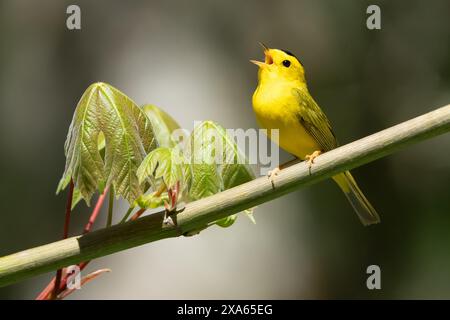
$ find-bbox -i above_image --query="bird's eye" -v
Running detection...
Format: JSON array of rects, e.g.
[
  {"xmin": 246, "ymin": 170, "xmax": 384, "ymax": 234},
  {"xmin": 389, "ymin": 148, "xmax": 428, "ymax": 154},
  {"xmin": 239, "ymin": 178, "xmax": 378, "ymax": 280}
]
[{"xmin": 282, "ymin": 60, "xmax": 291, "ymax": 68}]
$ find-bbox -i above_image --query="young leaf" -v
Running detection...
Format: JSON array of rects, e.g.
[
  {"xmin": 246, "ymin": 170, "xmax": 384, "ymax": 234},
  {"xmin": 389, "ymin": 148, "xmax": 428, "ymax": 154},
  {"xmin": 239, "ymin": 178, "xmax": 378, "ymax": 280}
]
[
  {"xmin": 59, "ymin": 82, "xmax": 156, "ymax": 205},
  {"xmin": 142, "ymin": 104, "xmax": 185, "ymax": 148},
  {"xmin": 220, "ymin": 135, "xmax": 255, "ymax": 190},
  {"xmin": 185, "ymin": 121, "xmax": 256, "ymax": 227},
  {"xmin": 188, "ymin": 163, "xmax": 223, "ymax": 200},
  {"xmin": 137, "ymin": 147, "xmax": 186, "ymax": 191},
  {"xmin": 185, "ymin": 121, "xmax": 225, "ymax": 201},
  {"xmin": 135, "ymin": 192, "xmax": 169, "ymax": 210},
  {"xmin": 70, "ymin": 188, "xmax": 83, "ymax": 210},
  {"xmin": 57, "ymin": 132, "xmax": 106, "ymax": 210},
  {"xmin": 218, "ymin": 127, "xmax": 256, "ymax": 227},
  {"xmin": 215, "ymin": 214, "xmax": 238, "ymax": 228},
  {"xmin": 186, "ymin": 121, "xmax": 255, "ymax": 184}
]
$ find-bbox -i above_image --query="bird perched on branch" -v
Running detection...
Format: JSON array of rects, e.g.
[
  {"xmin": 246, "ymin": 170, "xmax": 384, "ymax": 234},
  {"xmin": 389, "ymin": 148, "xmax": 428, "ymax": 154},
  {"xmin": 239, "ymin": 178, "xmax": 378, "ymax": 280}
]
[{"xmin": 251, "ymin": 44, "xmax": 380, "ymax": 226}]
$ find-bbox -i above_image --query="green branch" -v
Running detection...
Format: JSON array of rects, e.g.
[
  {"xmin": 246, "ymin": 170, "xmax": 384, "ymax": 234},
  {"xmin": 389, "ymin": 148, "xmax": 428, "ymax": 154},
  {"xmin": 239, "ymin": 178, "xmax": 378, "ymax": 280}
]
[{"xmin": 0, "ymin": 104, "xmax": 449, "ymax": 288}]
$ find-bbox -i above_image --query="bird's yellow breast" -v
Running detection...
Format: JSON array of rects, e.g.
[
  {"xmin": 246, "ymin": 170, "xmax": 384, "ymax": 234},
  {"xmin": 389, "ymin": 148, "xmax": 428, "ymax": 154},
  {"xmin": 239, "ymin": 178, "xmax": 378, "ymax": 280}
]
[{"xmin": 252, "ymin": 81, "xmax": 320, "ymax": 159}]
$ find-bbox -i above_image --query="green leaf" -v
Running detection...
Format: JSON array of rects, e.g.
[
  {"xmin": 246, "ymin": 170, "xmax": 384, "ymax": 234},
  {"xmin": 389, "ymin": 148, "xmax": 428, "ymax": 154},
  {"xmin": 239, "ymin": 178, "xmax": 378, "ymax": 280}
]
[
  {"xmin": 57, "ymin": 132, "xmax": 106, "ymax": 210},
  {"xmin": 70, "ymin": 188, "xmax": 84, "ymax": 210},
  {"xmin": 56, "ymin": 173, "xmax": 71, "ymax": 195},
  {"xmin": 220, "ymin": 139, "xmax": 255, "ymax": 190},
  {"xmin": 59, "ymin": 82, "xmax": 156, "ymax": 205},
  {"xmin": 55, "ymin": 175, "xmax": 83, "ymax": 210},
  {"xmin": 188, "ymin": 163, "xmax": 222, "ymax": 200},
  {"xmin": 186, "ymin": 121, "xmax": 225, "ymax": 200},
  {"xmin": 142, "ymin": 104, "xmax": 184, "ymax": 148},
  {"xmin": 243, "ymin": 208, "xmax": 256, "ymax": 224},
  {"xmin": 185, "ymin": 121, "xmax": 256, "ymax": 227},
  {"xmin": 215, "ymin": 214, "xmax": 237, "ymax": 228},
  {"xmin": 217, "ymin": 127, "xmax": 256, "ymax": 227},
  {"xmin": 137, "ymin": 147, "xmax": 186, "ymax": 191},
  {"xmin": 135, "ymin": 192, "xmax": 169, "ymax": 209}
]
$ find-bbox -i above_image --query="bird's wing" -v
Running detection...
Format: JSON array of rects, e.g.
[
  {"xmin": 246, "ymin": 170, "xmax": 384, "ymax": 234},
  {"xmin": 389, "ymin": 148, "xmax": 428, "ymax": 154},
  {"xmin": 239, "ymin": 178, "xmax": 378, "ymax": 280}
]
[{"xmin": 292, "ymin": 87, "xmax": 338, "ymax": 152}]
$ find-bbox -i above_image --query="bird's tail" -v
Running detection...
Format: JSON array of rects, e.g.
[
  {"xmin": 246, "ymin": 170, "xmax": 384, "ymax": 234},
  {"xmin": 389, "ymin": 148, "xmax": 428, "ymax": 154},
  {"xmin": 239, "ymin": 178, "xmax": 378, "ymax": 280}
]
[{"xmin": 332, "ymin": 171, "xmax": 380, "ymax": 226}]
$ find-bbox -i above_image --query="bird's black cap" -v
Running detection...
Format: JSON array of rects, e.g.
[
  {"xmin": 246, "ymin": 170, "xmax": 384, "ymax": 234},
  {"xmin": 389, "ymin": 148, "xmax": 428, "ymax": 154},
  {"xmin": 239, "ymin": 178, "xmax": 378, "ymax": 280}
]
[
  {"xmin": 281, "ymin": 49, "xmax": 296, "ymax": 58},
  {"xmin": 281, "ymin": 49, "xmax": 303, "ymax": 66}
]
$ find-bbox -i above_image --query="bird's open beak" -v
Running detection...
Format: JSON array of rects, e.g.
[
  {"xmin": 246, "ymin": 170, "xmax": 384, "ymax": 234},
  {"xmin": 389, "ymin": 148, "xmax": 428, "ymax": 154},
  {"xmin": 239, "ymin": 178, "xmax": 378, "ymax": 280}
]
[{"xmin": 250, "ymin": 43, "xmax": 273, "ymax": 68}]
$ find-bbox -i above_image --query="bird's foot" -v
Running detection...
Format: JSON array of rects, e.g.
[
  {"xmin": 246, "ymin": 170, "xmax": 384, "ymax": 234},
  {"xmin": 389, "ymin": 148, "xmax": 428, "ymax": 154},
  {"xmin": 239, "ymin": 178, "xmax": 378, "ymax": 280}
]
[
  {"xmin": 305, "ymin": 150, "xmax": 322, "ymax": 170},
  {"xmin": 267, "ymin": 167, "xmax": 281, "ymax": 188},
  {"xmin": 267, "ymin": 167, "xmax": 281, "ymax": 179}
]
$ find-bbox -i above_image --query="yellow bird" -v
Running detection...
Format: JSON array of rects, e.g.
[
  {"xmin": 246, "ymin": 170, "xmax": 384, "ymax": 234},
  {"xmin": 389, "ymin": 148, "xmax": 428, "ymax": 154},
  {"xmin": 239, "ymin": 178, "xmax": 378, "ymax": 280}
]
[{"xmin": 251, "ymin": 44, "xmax": 380, "ymax": 226}]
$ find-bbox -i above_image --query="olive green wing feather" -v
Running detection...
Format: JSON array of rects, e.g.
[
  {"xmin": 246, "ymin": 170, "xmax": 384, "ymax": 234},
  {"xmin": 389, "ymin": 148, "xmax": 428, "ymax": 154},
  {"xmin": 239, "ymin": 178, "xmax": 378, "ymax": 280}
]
[{"xmin": 292, "ymin": 88, "xmax": 338, "ymax": 152}]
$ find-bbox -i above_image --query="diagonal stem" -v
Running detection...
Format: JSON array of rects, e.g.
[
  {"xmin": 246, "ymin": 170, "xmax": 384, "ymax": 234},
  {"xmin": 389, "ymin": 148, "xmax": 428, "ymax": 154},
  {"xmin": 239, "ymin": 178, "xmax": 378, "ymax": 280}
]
[
  {"xmin": 9, "ymin": 104, "xmax": 448, "ymax": 293},
  {"xmin": 120, "ymin": 207, "xmax": 134, "ymax": 224},
  {"xmin": 83, "ymin": 187, "xmax": 109, "ymax": 234},
  {"xmin": 130, "ymin": 208, "xmax": 146, "ymax": 221}
]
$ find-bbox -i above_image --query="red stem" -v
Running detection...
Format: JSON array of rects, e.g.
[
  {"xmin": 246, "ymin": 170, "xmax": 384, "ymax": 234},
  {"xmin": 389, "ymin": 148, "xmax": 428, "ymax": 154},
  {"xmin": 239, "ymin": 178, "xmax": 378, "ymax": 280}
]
[
  {"xmin": 63, "ymin": 181, "xmax": 74, "ymax": 238},
  {"xmin": 50, "ymin": 180, "xmax": 74, "ymax": 299},
  {"xmin": 83, "ymin": 187, "xmax": 109, "ymax": 234},
  {"xmin": 36, "ymin": 278, "xmax": 56, "ymax": 300},
  {"xmin": 130, "ymin": 208, "xmax": 146, "ymax": 221},
  {"xmin": 36, "ymin": 261, "xmax": 90, "ymax": 300},
  {"xmin": 36, "ymin": 186, "xmax": 109, "ymax": 300}
]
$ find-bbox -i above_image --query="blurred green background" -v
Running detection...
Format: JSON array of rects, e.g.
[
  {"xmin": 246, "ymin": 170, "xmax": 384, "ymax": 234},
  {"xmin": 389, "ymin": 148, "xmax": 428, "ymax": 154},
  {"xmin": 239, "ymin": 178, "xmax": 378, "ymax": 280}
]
[{"xmin": 1, "ymin": 0, "xmax": 449, "ymax": 299}]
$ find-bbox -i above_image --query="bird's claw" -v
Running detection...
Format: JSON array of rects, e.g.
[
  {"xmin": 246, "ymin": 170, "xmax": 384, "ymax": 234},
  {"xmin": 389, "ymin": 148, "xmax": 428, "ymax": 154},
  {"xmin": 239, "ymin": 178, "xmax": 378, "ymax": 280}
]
[
  {"xmin": 267, "ymin": 167, "xmax": 281, "ymax": 179},
  {"xmin": 305, "ymin": 150, "xmax": 322, "ymax": 170},
  {"xmin": 267, "ymin": 167, "xmax": 281, "ymax": 188}
]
